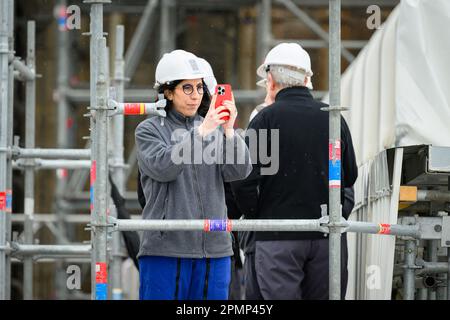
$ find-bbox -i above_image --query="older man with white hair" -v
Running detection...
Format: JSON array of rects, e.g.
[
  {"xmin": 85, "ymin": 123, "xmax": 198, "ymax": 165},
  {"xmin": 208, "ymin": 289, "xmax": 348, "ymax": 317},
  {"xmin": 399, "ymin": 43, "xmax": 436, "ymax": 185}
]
[{"xmin": 231, "ymin": 43, "xmax": 358, "ymax": 300}]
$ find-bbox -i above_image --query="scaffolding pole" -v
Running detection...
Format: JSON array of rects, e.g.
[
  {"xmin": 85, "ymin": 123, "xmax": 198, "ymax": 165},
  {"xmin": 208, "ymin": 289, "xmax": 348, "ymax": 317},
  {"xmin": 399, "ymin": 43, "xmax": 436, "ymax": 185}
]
[
  {"xmin": 91, "ymin": 35, "xmax": 109, "ymax": 301},
  {"xmin": 110, "ymin": 24, "xmax": 125, "ymax": 300},
  {"xmin": 159, "ymin": 0, "xmax": 175, "ymax": 57},
  {"xmin": 403, "ymin": 240, "xmax": 417, "ymax": 300},
  {"xmin": 328, "ymin": 0, "xmax": 342, "ymax": 300},
  {"xmin": 0, "ymin": 0, "xmax": 10, "ymax": 301},
  {"xmin": 22, "ymin": 21, "xmax": 36, "ymax": 301},
  {"xmin": 256, "ymin": 0, "xmax": 272, "ymax": 70},
  {"xmin": 277, "ymin": 0, "xmax": 354, "ymax": 63},
  {"xmin": 55, "ymin": 0, "xmax": 72, "ymax": 300},
  {"xmin": 5, "ymin": 0, "xmax": 14, "ymax": 300},
  {"xmin": 86, "ymin": 1, "xmax": 109, "ymax": 300},
  {"xmin": 124, "ymin": 0, "xmax": 158, "ymax": 80}
]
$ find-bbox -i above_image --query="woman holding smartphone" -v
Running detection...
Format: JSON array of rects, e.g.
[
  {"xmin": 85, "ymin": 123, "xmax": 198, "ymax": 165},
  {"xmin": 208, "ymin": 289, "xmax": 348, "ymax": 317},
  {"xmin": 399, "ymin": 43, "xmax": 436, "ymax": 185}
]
[{"xmin": 135, "ymin": 50, "xmax": 252, "ymax": 300}]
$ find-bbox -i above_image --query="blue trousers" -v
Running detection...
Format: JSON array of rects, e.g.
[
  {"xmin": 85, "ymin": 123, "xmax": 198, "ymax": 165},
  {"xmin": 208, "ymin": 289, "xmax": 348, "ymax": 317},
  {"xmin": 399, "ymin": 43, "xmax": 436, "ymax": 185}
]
[{"xmin": 139, "ymin": 256, "xmax": 231, "ymax": 300}]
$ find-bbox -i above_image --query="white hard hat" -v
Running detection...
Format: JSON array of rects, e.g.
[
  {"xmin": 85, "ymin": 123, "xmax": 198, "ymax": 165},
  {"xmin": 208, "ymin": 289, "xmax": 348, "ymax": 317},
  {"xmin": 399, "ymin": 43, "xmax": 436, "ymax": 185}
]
[
  {"xmin": 154, "ymin": 50, "xmax": 206, "ymax": 89},
  {"xmin": 256, "ymin": 43, "xmax": 313, "ymax": 79},
  {"xmin": 197, "ymin": 57, "xmax": 217, "ymax": 96}
]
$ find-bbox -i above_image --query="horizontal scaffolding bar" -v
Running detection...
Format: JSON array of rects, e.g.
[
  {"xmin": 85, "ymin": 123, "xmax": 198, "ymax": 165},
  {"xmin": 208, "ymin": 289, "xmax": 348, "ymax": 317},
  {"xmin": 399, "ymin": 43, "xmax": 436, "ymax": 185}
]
[
  {"xmin": 10, "ymin": 244, "xmax": 91, "ymax": 257},
  {"xmin": 11, "ymin": 148, "xmax": 91, "ymax": 160},
  {"xmin": 110, "ymin": 218, "xmax": 421, "ymax": 238},
  {"xmin": 111, "ymin": 218, "xmax": 327, "ymax": 233},
  {"xmin": 417, "ymin": 190, "xmax": 450, "ymax": 202},
  {"xmin": 66, "ymin": 88, "xmax": 327, "ymax": 103},
  {"xmin": 11, "ymin": 213, "xmax": 141, "ymax": 224},
  {"xmin": 416, "ymin": 261, "xmax": 449, "ymax": 276},
  {"xmin": 13, "ymin": 159, "xmax": 91, "ymax": 170},
  {"xmin": 271, "ymin": 38, "xmax": 367, "ymax": 49},
  {"xmin": 346, "ymin": 221, "xmax": 420, "ymax": 238},
  {"xmin": 11, "ymin": 258, "xmax": 92, "ymax": 264}
]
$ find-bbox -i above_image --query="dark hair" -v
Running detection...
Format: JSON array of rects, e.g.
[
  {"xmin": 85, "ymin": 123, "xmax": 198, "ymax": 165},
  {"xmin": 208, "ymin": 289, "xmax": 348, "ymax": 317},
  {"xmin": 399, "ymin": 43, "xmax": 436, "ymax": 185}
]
[{"xmin": 158, "ymin": 80, "xmax": 211, "ymax": 117}]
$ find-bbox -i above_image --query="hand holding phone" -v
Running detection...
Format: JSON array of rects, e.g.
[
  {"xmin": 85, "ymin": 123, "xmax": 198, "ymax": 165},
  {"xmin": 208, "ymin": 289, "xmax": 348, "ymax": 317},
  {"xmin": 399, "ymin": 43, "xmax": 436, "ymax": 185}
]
[{"xmin": 214, "ymin": 84, "xmax": 232, "ymax": 121}]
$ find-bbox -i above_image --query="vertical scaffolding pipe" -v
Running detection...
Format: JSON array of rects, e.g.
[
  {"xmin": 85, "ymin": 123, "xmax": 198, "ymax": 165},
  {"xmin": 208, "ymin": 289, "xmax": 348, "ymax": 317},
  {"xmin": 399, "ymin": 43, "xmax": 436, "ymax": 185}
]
[
  {"xmin": 55, "ymin": 0, "xmax": 70, "ymax": 300},
  {"xmin": 257, "ymin": 0, "xmax": 271, "ymax": 66},
  {"xmin": 85, "ymin": 0, "xmax": 105, "ymax": 299},
  {"xmin": 124, "ymin": 0, "xmax": 158, "ymax": 80},
  {"xmin": 403, "ymin": 240, "xmax": 416, "ymax": 300},
  {"xmin": 426, "ymin": 240, "xmax": 437, "ymax": 300},
  {"xmin": 328, "ymin": 0, "xmax": 342, "ymax": 300},
  {"xmin": 159, "ymin": 0, "xmax": 175, "ymax": 57},
  {"xmin": 23, "ymin": 21, "xmax": 36, "ymax": 300},
  {"xmin": 5, "ymin": 0, "xmax": 14, "ymax": 300},
  {"xmin": 0, "ymin": 0, "xmax": 10, "ymax": 301},
  {"xmin": 110, "ymin": 25, "xmax": 125, "ymax": 300},
  {"xmin": 92, "ymin": 37, "xmax": 109, "ymax": 300}
]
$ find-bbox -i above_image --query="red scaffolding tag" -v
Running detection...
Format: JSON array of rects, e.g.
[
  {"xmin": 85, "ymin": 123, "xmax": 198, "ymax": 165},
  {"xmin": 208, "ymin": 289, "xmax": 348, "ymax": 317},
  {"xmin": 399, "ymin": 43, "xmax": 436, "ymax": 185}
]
[
  {"xmin": 378, "ymin": 223, "xmax": 391, "ymax": 235},
  {"xmin": 0, "ymin": 192, "xmax": 6, "ymax": 211},
  {"xmin": 95, "ymin": 262, "xmax": 108, "ymax": 284},
  {"xmin": 124, "ymin": 103, "xmax": 145, "ymax": 115}
]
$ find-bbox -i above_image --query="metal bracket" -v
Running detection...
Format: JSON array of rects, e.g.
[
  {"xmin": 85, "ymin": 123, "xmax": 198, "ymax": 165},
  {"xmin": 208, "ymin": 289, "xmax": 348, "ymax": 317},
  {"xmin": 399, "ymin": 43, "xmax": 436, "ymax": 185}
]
[
  {"xmin": 86, "ymin": 221, "xmax": 115, "ymax": 233},
  {"xmin": 107, "ymin": 216, "xmax": 119, "ymax": 232},
  {"xmin": 318, "ymin": 216, "xmax": 349, "ymax": 235},
  {"xmin": 318, "ymin": 204, "xmax": 349, "ymax": 235},
  {"xmin": 14, "ymin": 158, "xmax": 37, "ymax": 169}
]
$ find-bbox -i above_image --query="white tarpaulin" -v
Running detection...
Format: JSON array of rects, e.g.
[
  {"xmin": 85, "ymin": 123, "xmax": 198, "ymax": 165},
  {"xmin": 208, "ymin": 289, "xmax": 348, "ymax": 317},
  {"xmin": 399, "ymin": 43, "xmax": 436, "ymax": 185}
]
[{"xmin": 324, "ymin": 0, "xmax": 450, "ymax": 299}]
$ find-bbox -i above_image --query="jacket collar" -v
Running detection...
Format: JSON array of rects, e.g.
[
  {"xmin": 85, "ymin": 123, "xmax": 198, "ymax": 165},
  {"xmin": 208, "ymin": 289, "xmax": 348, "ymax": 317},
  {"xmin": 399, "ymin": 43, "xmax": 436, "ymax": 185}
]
[
  {"xmin": 275, "ymin": 86, "xmax": 313, "ymax": 102},
  {"xmin": 167, "ymin": 107, "xmax": 200, "ymax": 125}
]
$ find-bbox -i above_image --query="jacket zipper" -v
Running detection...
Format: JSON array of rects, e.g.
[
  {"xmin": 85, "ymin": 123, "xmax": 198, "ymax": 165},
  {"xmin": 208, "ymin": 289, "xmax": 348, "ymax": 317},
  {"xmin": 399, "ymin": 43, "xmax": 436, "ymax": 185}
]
[{"xmin": 186, "ymin": 118, "xmax": 207, "ymax": 258}]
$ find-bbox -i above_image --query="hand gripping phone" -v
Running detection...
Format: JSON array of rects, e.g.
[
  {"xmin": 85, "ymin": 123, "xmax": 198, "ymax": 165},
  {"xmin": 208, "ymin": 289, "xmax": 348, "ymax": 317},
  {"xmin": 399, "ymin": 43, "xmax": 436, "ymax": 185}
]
[{"xmin": 214, "ymin": 84, "xmax": 232, "ymax": 121}]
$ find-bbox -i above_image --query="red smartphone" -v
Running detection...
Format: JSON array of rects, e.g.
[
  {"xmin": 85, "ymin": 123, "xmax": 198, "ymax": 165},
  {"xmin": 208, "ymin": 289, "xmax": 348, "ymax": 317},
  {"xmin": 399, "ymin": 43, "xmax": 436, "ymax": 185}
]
[{"xmin": 214, "ymin": 84, "xmax": 232, "ymax": 121}]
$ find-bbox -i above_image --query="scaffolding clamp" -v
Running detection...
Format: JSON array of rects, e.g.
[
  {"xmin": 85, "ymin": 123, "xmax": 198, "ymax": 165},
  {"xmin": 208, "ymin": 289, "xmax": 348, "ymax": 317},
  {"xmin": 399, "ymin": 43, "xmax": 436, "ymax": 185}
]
[
  {"xmin": 107, "ymin": 216, "xmax": 119, "ymax": 232},
  {"xmin": 13, "ymin": 158, "xmax": 37, "ymax": 169},
  {"xmin": 318, "ymin": 204, "xmax": 349, "ymax": 234},
  {"xmin": 86, "ymin": 221, "xmax": 116, "ymax": 232},
  {"xmin": 318, "ymin": 215, "xmax": 349, "ymax": 234}
]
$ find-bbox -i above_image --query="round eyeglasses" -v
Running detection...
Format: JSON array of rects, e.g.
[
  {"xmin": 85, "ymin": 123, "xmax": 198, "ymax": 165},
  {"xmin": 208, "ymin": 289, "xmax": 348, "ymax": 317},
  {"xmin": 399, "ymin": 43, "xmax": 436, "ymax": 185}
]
[{"xmin": 178, "ymin": 83, "xmax": 205, "ymax": 96}]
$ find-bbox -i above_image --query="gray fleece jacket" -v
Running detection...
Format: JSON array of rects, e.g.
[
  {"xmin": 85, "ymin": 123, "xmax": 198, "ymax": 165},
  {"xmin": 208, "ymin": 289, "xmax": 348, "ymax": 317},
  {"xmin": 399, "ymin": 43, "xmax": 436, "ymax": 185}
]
[{"xmin": 135, "ymin": 108, "xmax": 252, "ymax": 259}]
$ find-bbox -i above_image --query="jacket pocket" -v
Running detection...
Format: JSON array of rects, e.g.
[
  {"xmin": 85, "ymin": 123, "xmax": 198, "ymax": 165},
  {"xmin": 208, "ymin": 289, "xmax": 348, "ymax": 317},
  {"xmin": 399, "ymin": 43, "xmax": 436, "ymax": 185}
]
[{"xmin": 159, "ymin": 184, "xmax": 169, "ymax": 239}]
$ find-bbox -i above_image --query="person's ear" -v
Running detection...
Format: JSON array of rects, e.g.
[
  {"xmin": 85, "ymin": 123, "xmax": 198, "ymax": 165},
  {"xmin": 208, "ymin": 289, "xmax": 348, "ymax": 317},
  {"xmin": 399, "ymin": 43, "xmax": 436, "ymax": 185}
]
[
  {"xmin": 267, "ymin": 73, "xmax": 276, "ymax": 91},
  {"xmin": 164, "ymin": 89, "xmax": 173, "ymax": 101}
]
